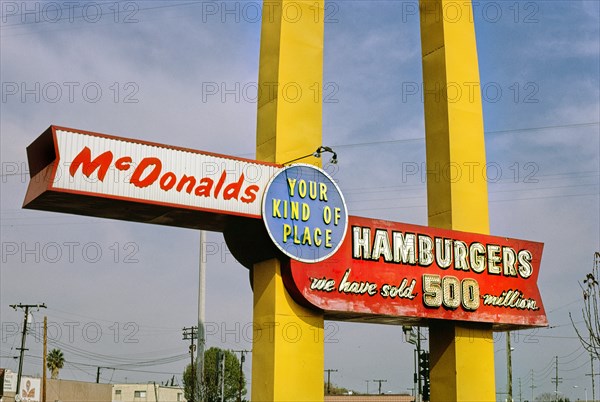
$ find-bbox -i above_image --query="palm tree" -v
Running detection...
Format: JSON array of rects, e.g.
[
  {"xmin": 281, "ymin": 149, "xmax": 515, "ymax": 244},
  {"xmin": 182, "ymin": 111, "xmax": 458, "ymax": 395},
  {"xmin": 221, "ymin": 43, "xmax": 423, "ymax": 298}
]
[{"xmin": 47, "ymin": 348, "xmax": 65, "ymax": 379}]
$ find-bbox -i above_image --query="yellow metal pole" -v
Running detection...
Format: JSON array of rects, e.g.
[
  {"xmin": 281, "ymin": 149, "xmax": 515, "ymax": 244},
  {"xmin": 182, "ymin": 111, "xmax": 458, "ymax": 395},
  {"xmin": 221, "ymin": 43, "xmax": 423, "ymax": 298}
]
[
  {"xmin": 253, "ymin": 1, "xmax": 325, "ymax": 401},
  {"xmin": 419, "ymin": 0, "xmax": 496, "ymax": 401}
]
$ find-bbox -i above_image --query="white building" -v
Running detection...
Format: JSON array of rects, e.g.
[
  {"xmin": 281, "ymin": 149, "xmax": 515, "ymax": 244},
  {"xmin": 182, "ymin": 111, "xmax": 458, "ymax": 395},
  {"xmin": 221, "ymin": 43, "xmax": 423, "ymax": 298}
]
[{"xmin": 112, "ymin": 383, "xmax": 186, "ymax": 402}]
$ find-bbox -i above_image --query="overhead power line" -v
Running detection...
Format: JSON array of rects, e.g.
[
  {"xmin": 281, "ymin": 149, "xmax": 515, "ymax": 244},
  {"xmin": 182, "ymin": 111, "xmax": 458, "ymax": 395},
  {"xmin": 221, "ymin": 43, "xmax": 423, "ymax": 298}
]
[
  {"xmin": 23, "ymin": 354, "xmax": 185, "ymax": 377},
  {"xmin": 333, "ymin": 122, "xmax": 600, "ymax": 150},
  {"xmin": 0, "ymin": 1, "xmax": 204, "ymax": 28},
  {"xmin": 27, "ymin": 330, "xmax": 188, "ymax": 367}
]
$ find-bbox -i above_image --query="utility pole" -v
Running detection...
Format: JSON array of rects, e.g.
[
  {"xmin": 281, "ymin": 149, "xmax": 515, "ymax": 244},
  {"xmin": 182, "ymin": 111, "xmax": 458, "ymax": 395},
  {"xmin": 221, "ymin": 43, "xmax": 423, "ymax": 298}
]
[
  {"xmin": 551, "ymin": 356, "xmax": 562, "ymax": 402},
  {"xmin": 372, "ymin": 379, "xmax": 387, "ymax": 395},
  {"xmin": 216, "ymin": 350, "xmax": 225, "ymax": 402},
  {"xmin": 592, "ymin": 354, "xmax": 596, "ymax": 402},
  {"xmin": 403, "ymin": 325, "xmax": 419, "ymax": 401},
  {"xmin": 324, "ymin": 369, "xmax": 338, "ymax": 394},
  {"xmin": 232, "ymin": 350, "xmax": 250, "ymax": 402},
  {"xmin": 153, "ymin": 382, "xmax": 159, "ymax": 402},
  {"xmin": 197, "ymin": 230, "xmax": 207, "ymax": 402},
  {"xmin": 95, "ymin": 367, "xmax": 115, "ymax": 385},
  {"xmin": 183, "ymin": 326, "xmax": 198, "ymax": 402},
  {"xmin": 365, "ymin": 380, "xmax": 370, "ymax": 395},
  {"xmin": 530, "ymin": 369, "xmax": 536, "ymax": 402},
  {"xmin": 413, "ymin": 349, "xmax": 417, "ymax": 399},
  {"xmin": 42, "ymin": 316, "xmax": 47, "ymax": 402},
  {"xmin": 586, "ymin": 353, "xmax": 596, "ymax": 401},
  {"xmin": 221, "ymin": 354, "xmax": 225, "ymax": 402},
  {"xmin": 417, "ymin": 328, "xmax": 422, "ymax": 402},
  {"xmin": 10, "ymin": 303, "xmax": 46, "ymax": 397},
  {"xmin": 507, "ymin": 331, "xmax": 513, "ymax": 402},
  {"xmin": 239, "ymin": 351, "xmax": 245, "ymax": 402},
  {"xmin": 96, "ymin": 367, "xmax": 111, "ymax": 383}
]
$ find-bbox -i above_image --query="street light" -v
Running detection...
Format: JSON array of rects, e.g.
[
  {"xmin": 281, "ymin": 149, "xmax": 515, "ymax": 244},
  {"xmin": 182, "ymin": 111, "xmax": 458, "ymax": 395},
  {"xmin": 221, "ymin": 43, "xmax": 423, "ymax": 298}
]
[{"xmin": 573, "ymin": 385, "xmax": 588, "ymax": 402}]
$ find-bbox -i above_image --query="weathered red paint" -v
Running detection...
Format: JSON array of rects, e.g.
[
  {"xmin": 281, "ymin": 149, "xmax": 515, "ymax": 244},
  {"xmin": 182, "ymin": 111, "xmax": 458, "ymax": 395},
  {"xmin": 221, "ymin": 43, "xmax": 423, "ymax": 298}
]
[{"xmin": 284, "ymin": 216, "xmax": 547, "ymax": 329}]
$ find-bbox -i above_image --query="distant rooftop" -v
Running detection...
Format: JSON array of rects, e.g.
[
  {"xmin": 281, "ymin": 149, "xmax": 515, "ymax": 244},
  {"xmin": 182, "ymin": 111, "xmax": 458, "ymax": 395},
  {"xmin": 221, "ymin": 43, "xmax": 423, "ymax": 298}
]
[{"xmin": 325, "ymin": 395, "xmax": 415, "ymax": 402}]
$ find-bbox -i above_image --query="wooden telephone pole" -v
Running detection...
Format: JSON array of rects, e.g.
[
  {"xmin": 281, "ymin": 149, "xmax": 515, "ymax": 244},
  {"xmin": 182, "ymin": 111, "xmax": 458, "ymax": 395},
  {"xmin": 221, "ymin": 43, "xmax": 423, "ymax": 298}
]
[
  {"xmin": 324, "ymin": 369, "xmax": 338, "ymax": 394},
  {"xmin": 183, "ymin": 326, "xmax": 198, "ymax": 402},
  {"xmin": 373, "ymin": 379, "xmax": 387, "ymax": 395},
  {"xmin": 10, "ymin": 303, "xmax": 46, "ymax": 397},
  {"xmin": 42, "ymin": 316, "xmax": 47, "ymax": 402}
]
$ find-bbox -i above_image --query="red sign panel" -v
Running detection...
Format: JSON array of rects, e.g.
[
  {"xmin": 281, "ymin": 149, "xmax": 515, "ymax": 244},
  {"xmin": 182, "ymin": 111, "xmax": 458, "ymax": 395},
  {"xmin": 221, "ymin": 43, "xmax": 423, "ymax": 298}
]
[{"xmin": 284, "ymin": 215, "xmax": 547, "ymax": 329}]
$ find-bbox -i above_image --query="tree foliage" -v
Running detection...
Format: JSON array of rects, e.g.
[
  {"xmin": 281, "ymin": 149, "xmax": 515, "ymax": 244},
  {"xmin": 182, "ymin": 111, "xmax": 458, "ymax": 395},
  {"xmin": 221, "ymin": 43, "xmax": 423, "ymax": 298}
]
[
  {"xmin": 570, "ymin": 252, "xmax": 600, "ymax": 359},
  {"xmin": 47, "ymin": 348, "xmax": 65, "ymax": 379},
  {"xmin": 324, "ymin": 382, "xmax": 352, "ymax": 395},
  {"xmin": 183, "ymin": 347, "xmax": 247, "ymax": 402},
  {"xmin": 535, "ymin": 392, "xmax": 570, "ymax": 402}
]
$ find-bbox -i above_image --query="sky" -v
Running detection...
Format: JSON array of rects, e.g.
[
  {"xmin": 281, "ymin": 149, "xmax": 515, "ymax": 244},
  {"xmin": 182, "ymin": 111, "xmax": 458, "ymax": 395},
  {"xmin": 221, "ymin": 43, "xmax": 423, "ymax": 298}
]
[{"xmin": 0, "ymin": 0, "xmax": 599, "ymax": 400}]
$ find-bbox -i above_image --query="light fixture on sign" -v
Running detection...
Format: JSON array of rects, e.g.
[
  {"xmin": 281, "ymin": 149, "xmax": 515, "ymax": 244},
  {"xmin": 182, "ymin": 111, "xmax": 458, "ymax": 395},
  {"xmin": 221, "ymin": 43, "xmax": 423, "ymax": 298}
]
[
  {"xmin": 284, "ymin": 146, "xmax": 338, "ymax": 165},
  {"xmin": 313, "ymin": 146, "xmax": 338, "ymax": 165}
]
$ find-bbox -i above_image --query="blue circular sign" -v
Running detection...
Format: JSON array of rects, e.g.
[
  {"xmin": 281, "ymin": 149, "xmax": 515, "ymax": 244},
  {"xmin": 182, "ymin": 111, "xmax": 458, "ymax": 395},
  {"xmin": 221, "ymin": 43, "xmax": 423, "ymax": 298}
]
[{"xmin": 262, "ymin": 164, "xmax": 348, "ymax": 263}]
